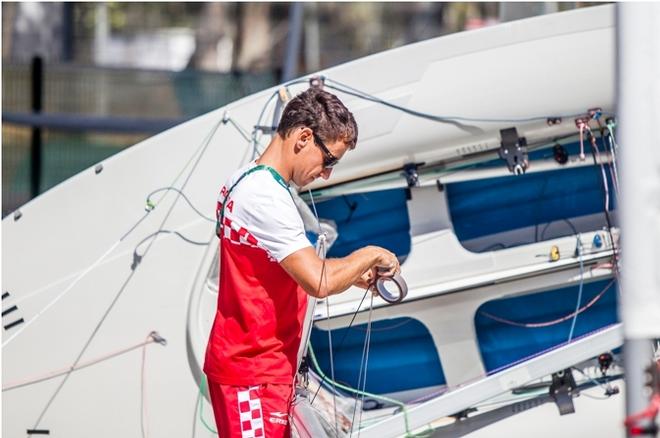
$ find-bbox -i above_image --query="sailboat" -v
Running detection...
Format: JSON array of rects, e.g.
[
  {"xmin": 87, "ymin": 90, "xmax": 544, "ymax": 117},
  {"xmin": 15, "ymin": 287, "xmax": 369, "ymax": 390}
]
[{"xmin": 3, "ymin": 4, "xmax": 632, "ymax": 437}]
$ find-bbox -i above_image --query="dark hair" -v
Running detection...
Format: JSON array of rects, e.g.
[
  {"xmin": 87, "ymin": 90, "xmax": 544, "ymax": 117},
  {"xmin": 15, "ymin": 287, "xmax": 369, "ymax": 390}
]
[{"xmin": 277, "ymin": 88, "xmax": 358, "ymax": 149}]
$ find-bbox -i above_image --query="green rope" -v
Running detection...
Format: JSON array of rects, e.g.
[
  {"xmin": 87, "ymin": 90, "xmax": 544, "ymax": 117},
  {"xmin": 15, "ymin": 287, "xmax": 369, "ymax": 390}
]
[
  {"xmin": 195, "ymin": 346, "xmax": 435, "ymax": 436},
  {"xmin": 307, "ymin": 342, "xmax": 436, "ymax": 437},
  {"xmin": 198, "ymin": 375, "xmax": 218, "ymax": 434}
]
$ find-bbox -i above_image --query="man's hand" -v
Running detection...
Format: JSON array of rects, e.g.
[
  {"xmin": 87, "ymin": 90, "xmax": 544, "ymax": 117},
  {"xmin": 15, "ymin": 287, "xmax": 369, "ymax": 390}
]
[
  {"xmin": 368, "ymin": 246, "xmax": 400, "ymax": 278},
  {"xmin": 354, "ymin": 269, "xmax": 376, "ymax": 290},
  {"xmin": 354, "ymin": 247, "xmax": 400, "ymax": 297}
]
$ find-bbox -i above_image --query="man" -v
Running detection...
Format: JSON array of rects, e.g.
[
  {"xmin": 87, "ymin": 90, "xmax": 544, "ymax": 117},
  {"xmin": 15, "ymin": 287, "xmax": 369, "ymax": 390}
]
[{"xmin": 204, "ymin": 87, "xmax": 400, "ymax": 438}]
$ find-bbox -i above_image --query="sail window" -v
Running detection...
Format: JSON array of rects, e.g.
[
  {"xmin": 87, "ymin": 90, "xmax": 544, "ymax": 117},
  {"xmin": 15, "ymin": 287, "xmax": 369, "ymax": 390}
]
[
  {"xmin": 474, "ymin": 278, "xmax": 619, "ymax": 373},
  {"xmin": 446, "ymin": 140, "xmax": 617, "ymax": 253},
  {"xmin": 310, "ymin": 317, "xmax": 445, "ymax": 395},
  {"xmin": 307, "ymin": 188, "xmax": 411, "ymax": 259}
]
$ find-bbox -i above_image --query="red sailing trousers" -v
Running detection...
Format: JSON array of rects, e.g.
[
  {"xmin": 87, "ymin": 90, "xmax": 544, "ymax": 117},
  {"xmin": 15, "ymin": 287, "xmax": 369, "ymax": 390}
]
[{"xmin": 207, "ymin": 380, "xmax": 294, "ymax": 438}]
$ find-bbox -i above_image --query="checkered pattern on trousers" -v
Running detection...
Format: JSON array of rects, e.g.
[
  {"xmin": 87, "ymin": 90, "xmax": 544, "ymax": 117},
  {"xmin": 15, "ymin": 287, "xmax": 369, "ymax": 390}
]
[{"xmin": 237, "ymin": 387, "xmax": 264, "ymax": 438}]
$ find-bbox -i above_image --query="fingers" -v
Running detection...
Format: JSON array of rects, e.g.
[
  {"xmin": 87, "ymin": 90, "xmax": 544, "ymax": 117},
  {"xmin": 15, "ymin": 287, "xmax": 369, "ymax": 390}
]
[
  {"xmin": 375, "ymin": 249, "xmax": 399, "ymax": 277},
  {"xmin": 354, "ymin": 268, "xmax": 379, "ymax": 290}
]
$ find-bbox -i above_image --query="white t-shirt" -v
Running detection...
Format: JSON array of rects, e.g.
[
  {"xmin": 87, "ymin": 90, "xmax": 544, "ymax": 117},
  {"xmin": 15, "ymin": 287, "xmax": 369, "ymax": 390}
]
[
  {"xmin": 206, "ymin": 160, "xmax": 312, "ymax": 385},
  {"xmin": 217, "ymin": 160, "xmax": 312, "ymax": 262}
]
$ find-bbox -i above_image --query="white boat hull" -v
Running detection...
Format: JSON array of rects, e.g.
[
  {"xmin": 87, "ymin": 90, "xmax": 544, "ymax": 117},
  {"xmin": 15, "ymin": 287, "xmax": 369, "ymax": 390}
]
[{"xmin": 2, "ymin": 5, "xmax": 620, "ymax": 437}]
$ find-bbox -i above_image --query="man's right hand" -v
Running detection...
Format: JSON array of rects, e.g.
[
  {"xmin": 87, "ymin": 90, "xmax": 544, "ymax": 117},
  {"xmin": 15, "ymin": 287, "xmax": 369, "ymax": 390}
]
[{"xmin": 367, "ymin": 245, "xmax": 400, "ymax": 278}]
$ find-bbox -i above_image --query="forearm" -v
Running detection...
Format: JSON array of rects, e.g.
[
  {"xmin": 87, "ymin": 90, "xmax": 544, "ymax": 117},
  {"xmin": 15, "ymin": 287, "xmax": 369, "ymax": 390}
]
[
  {"xmin": 281, "ymin": 245, "xmax": 398, "ymax": 299},
  {"xmin": 316, "ymin": 247, "xmax": 380, "ymax": 298}
]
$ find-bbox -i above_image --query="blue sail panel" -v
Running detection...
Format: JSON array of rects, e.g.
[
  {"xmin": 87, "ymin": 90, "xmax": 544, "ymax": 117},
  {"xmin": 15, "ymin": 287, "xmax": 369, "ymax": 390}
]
[
  {"xmin": 310, "ymin": 317, "xmax": 445, "ymax": 394},
  {"xmin": 474, "ymin": 279, "xmax": 619, "ymax": 373},
  {"xmin": 447, "ymin": 164, "xmax": 615, "ymax": 242},
  {"xmin": 311, "ymin": 189, "xmax": 411, "ymax": 258}
]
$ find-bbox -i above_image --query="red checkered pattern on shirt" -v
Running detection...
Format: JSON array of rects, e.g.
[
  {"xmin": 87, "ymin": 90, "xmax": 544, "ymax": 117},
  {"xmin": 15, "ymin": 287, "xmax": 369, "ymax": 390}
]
[
  {"xmin": 237, "ymin": 386, "xmax": 264, "ymax": 438},
  {"xmin": 222, "ymin": 217, "xmax": 260, "ymax": 248}
]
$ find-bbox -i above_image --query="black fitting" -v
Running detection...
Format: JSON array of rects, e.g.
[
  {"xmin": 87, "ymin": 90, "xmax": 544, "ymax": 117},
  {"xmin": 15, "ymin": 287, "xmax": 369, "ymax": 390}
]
[
  {"xmin": 549, "ymin": 368, "xmax": 577, "ymax": 415},
  {"xmin": 298, "ymin": 355, "xmax": 310, "ymax": 375},
  {"xmin": 598, "ymin": 353, "xmax": 614, "ymax": 375},
  {"xmin": 149, "ymin": 331, "xmax": 167, "ymax": 346},
  {"xmin": 498, "ymin": 127, "xmax": 528, "ymax": 175},
  {"xmin": 131, "ymin": 253, "xmax": 142, "ymax": 271},
  {"xmin": 403, "ymin": 163, "xmax": 419, "ymax": 188},
  {"xmin": 553, "ymin": 143, "xmax": 569, "ymax": 165}
]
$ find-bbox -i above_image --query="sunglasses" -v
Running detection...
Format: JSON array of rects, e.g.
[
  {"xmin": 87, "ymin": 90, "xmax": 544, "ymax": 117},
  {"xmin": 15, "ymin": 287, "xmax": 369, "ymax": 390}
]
[{"xmin": 313, "ymin": 133, "xmax": 339, "ymax": 168}]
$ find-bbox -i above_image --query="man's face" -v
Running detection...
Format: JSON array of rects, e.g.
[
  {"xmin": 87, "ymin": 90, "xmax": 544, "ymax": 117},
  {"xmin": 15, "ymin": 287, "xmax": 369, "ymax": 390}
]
[{"xmin": 291, "ymin": 127, "xmax": 349, "ymax": 188}]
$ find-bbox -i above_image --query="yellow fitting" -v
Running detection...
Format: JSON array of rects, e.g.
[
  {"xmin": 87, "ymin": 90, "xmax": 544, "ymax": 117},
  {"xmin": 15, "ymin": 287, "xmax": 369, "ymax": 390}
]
[
  {"xmin": 278, "ymin": 87, "xmax": 291, "ymax": 103},
  {"xmin": 550, "ymin": 245, "xmax": 560, "ymax": 262}
]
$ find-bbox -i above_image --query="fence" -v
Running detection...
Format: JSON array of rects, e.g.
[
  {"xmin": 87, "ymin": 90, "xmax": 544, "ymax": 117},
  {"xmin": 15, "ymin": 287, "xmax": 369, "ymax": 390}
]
[{"xmin": 2, "ymin": 59, "xmax": 276, "ymax": 217}]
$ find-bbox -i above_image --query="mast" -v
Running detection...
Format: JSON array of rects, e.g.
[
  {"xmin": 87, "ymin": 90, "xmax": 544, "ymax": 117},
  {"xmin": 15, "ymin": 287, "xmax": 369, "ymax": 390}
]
[
  {"xmin": 271, "ymin": 2, "xmax": 304, "ymax": 129},
  {"xmin": 618, "ymin": 3, "xmax": 660, "ymax": 436}
]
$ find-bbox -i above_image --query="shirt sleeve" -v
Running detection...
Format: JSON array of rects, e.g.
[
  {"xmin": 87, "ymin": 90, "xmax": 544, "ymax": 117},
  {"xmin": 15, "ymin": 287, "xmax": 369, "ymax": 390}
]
[{"xmin": 242, "ymin": 177, "xmax": 312, "ymax": 263}]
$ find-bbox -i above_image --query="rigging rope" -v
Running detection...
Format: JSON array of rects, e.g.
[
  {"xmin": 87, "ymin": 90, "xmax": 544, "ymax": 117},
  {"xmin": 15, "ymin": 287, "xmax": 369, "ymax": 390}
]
[
  {"xmin": 145, "ymin": 187, "xmax": 215, "ymax": 222},
  {"xmin": 595, "ymin": 118, "xmax": 621, "ymax": 197},
  {"xmin": 307, "ymin": 189, "xmax": 340, "ymax": 436},
  {"xmin": 577, "ymin": 118, "xmax": 588, "ymax": 160},
  {"xmin": 571, "ymin": 366, "xmax": 618, "ymax": 396},
  {"xmin": 308, "ymin": 288, "xmax": 370, "ymax": 406},
  {"xmin": 323, "ymin": 77, "xmax": 614, "ymax": 125},
  {"xmin": 2, "ymin": 117, "xmax": 224, "ymax": 350},
  {"xmin": 2, "ymin": 332, "xmax": 165, "ymax": 392},
  {"xmin": 306, "ymin": 184, "xmax": 401, "ymax": 437},
  {"xmin": 290, "ymin": 78, "xmax": 624, "ymax": 437},
  {"xmin": 305, "ymin": 184, "xmax": 421, "ymax": 435},
  {"xmin": 576, "ymin": 115, "xmax": 620, "ymax": 280},
  {"xmin": 249, "ymin": 78, "xmax": 310, "ymax": 161},
  {"xmin": 197, "ymin": 375, "xmax": 219, "ymax": 434},
  {"xmin": 307, "ymin": 343, "xmax": 418, "ymax": 437},
  {"xmin": 141, "ymin": 333, "xmax": 152, "ymax": 438},
  {"xmin": 567, "ymin": 235, "xmax": 585, "ymax": 342},
  {"xmin": 585, "ymin": 123, "xmax": 621, "ymax": 279},
  {"xmin": 356, "ymin": 295, "xmax": 374, "ymax": 438},
  {"xmin": 25, "ymin": 114, "xmax": 226, "ymax": 433},
  {"xmin": 479, "ymin": 279, "xmax": 616, "ymax": 328},
  {"xmin": 131, "ymin": 230, "xmax": 211, "ymax": 270}
]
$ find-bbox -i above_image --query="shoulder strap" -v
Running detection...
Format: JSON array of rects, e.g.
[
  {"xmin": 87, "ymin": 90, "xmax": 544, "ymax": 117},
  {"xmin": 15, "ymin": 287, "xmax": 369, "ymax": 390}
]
[{"xmin": 216, "ymin": 165, "xmax": 290, "ymax": 237}]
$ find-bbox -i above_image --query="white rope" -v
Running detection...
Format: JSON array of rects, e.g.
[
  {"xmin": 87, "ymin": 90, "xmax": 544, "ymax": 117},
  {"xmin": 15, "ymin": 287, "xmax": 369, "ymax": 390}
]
[
  {"xmin": 586, "ymin": 127, "xmax": 611, "ymax": 212},
  {"xmin": 3, "ymin": 333, "xmax": 162, "ymax": 391},
  {"xmin": 357, "ymin": 295, "xmax": 374, "ymax": 438},
  {"xmin": 3, "ymin": 117, "xmax": 225, "ymax": 349},
  {"xmin": 321, "ymin": 238, "xmax": 339, "ymax": 437},
  {"xmin": 26, "ymin": 115, "xmax": 223, "ymax": 433},
  {"xmin": 307, "ymin": 188, "xmax": 340, "ymax": 436},
  {"xmin": 141, "ymin": 333, "xmax": 151, "ymax": 438},
  {"xmin": 2, "ymin": 241, "xmax": 120, "ymax": 349},
  {"xmin": 604, "ymin": 129, "xmax": 621, "ymax": 197},
  {"xmin": 568, "ymin": 235, "xmax": 584, "ymax": 342},
  {"xmin": 350, "ymin": 294, "xmax": 375, "ymax": 436},
  {"xmin": 4, "ymin": 205, "xmax": 150, "ymax": 347}
]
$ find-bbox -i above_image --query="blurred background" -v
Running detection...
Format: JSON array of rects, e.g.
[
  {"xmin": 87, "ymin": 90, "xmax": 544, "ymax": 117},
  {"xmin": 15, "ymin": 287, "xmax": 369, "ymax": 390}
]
[{"xmin": 2, "ymin": 2, "xmax": 600, "ymax": 217}]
